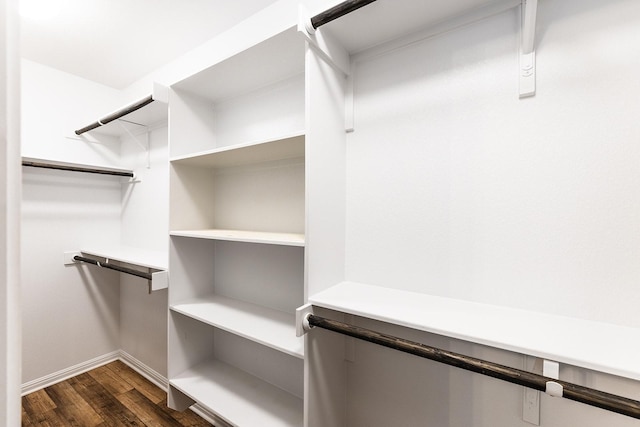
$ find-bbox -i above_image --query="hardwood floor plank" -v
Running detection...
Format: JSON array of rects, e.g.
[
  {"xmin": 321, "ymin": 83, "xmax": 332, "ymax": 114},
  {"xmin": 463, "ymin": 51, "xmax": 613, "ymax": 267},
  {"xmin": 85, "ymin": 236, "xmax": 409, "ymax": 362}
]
[
  {"xmin": 22, "ymin": 389, "xmax": 57, "ymax": 420},
  {"xmin": 116, "ymin": 389, "xmax": 185, "ymax": 427},
  {"xmin": 105, "ymin": 360, "xmax": 166, "ymax": 404},
  {"xmin": 44, "ymin": 381, "xmax": 104, "ymax": 426},
  {"xmin": 23, "ymin": 360, "xmax": 213, "ymax": 427},
  {"xmin": 157, "ymin": 399, "xmax": 214, "ymax": 427},
  {"xmin": 68, "ymin": 372, "xmax": 146, "ymax": 427},
  {"xmin": 88, "ymin": 364, "xmax": 134, "ymax": 396}
]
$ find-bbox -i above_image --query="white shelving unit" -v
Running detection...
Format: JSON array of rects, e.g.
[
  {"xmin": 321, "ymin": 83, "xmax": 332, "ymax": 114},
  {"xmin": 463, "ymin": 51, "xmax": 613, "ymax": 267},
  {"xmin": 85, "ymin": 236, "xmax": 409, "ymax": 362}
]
[{"xmin": 167, "ymin": 26, "xmax": 306, "ymax": 426}]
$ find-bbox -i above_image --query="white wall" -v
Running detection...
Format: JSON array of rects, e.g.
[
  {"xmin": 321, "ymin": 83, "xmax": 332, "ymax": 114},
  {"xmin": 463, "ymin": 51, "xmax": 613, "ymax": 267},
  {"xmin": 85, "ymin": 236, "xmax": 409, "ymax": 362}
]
[
  {"xmin": 343, "ymin": 0, "xmax": 640, "ymax": 425},
  {"xmin": 0, "ymin": 0, "xmax": 21, "ymax": 424},
  {"xmin": 21, "ymin": 60, "xmax": 124, "ymax": 383},
  {"xmin": 119, "ymin": 124, "xmax": 169, "ymax": 377}
]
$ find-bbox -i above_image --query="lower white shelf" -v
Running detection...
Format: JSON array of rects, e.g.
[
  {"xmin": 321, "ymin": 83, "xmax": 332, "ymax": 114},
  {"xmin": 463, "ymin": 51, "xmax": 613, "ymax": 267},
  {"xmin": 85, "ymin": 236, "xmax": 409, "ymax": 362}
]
[
  {"xmin": 170, "ymin": 359, "xmax": 303, "ymax": 427},
  {"xmin": 171, "ymin": 294, "xmax": 303, "ymax": 358},
  {"xmin": 309, "ymin": 281, "xmax": 640, "ymax": 382},
  {"xmin": 170, "ymin": 229, "xmax": 305, "ymax": 247}
]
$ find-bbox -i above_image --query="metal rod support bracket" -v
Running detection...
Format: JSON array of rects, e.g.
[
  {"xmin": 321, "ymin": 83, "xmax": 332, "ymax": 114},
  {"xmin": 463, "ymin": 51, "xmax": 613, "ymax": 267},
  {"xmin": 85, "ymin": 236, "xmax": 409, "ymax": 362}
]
[
  {"xmin": 519, "ymin": 0, "xmax": 538, "ymax": 98},
  {"xmin": 298, "ymin": 5, "xmax": 351, "ymax": 76},
  {"xmin": 295, "ymin": 303, "xmax": 315, "ymax": 336}
]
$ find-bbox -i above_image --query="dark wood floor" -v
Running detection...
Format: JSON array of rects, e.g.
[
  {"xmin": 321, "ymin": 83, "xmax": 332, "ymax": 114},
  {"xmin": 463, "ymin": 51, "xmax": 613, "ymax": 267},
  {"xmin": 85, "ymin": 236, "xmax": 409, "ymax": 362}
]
[{"xmin": 22, "ymin": 360, "xmax": 213, "ymax": 426}]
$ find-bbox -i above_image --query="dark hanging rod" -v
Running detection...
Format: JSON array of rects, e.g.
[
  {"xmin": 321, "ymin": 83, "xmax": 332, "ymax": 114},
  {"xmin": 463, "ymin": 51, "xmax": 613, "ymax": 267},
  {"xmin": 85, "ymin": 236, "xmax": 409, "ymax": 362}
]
[
  {"xmin": 22, "ymin": 159, "xmax": 134, "ymax": 178},
  {"xmin": 73, "ymin": 255, "xmax": 152, "ymax": 281},
  {"xmin": 306, "ymin": 314, "xmax": 640, "ymax": 420},
  {"xmin": 75, "ymin": 94, "xmax": 154, "ymax": 135},
  {"xmin": 310, "ymin": 0, "xmax": 378, "ymax": 29}
]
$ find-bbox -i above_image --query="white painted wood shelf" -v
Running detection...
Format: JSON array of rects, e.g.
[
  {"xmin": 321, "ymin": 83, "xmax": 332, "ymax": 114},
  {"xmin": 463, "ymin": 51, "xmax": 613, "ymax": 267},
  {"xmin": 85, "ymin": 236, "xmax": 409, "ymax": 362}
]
[
  {"xmin": 170, "ymin": 133, "xmax": 305, "ymax": 168},
  {"xmin": 309, "ymin": 281, "xmax": 640, "ymax": 382},
  {"xmin": 76, "ymin": 92, "xmax": 168, "ymax": 137},
  {"xmin": 170, "ymin": 359, "xmax": 303, "ymax": 427},
  {"xmin": 80, "ymin": 245, "xmax": 168, "ymax": 270},
  {"xmin": 22, "ymin": 157, "xmax": 135, "ymax": 178},
  {"xmin": 170, "ymin": 229, "xmax": 304, "ymax": 247},
  {"xmin": 77, "ymin": 245, "xmax": 168, "ymax": 291},
  {"xmin": 171, "ymin": 294, "xmax": 303, "ymax": 358}
]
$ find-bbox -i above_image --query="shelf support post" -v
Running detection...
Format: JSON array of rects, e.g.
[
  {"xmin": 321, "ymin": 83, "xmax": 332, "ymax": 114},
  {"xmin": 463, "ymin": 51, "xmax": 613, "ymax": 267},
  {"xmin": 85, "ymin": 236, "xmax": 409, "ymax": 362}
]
[{"xmin": 519, "ymin": 0, "xmax": 538, "ymax": 98}]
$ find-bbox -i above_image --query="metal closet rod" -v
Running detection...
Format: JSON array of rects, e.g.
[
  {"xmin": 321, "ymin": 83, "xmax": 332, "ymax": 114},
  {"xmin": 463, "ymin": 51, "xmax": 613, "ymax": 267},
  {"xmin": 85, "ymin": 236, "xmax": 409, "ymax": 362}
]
[
  {"xmin": 22, "ymin": 160, "xmax": 134, "ymax": 178},
  {"xmin": 73, "ymin": 255, "xmax": 152, "ymax": 281},
  {"xmin": 75, "ymin": 94, "xmax": 154, "ymax": 135},
  {"xmin": 307, "ymin": 314, "xmax": 640, "ymax": 420},
  {"xmin": 310, "ymin": 0, "xmax": 378, "ymax": 29}
]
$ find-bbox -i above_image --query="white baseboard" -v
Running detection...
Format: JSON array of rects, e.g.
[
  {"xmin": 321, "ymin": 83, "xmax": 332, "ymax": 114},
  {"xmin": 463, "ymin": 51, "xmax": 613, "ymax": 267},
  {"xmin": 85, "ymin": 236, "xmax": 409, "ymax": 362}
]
[
  {"xmin": 117, "ymin": 350, "xmax": 167, "ymax": 390},
  {"xmin": 21, "ymin": 350, "xmax": 120, "ymax": 396},
  {"xmin": 21, "ymin": 350, "xmax": 228, "ymax": 426}
]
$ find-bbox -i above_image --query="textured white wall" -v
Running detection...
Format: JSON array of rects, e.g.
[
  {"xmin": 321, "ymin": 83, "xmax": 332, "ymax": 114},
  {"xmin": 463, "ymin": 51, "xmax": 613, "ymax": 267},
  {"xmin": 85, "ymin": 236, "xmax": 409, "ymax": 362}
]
[
  {"xmin": 347, "ymin": 0, "xmax": 640, "ymax": 328},
  {"xmin": 344, "ymin": 0, "xmax": 640, "ymax": 425},
  {"xmin": 119, "ymin": 124, "xmax": 169, "ymax": 377},
  {"xmin": 20, "ymin": 60, "xmax": 123, "ymax": 383}
]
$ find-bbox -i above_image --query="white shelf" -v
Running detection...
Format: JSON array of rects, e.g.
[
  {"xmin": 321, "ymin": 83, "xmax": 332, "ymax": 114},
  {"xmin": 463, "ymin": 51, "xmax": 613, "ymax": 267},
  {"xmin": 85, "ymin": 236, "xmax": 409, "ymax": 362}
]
[
  {"xmin": 171, "ymin": 294, "xmax": 303, "ymax": 358},
  {"xmin": 170, "ymin": 359, "xmax": 303, "ymax": 427},
  {"xmin": 172, "ymin": 26, "xmax": 304, "ymax": 102},
  {"xmin": 309, "ymin": 281, "xmax": 640, "ymax": 382},
  {"xmin": 80, "ymin": 245, "xmax": 168, "ymax": 270},
  {"xmin": 170, "ymin": 229, "xmax": 305, "ymax": 247},
  {"xmin": 317, "ymin": 0, "xmax": 517, "ymax": 55},
  {"xmin": 22, "ymin": 157, "xmax": 134, "ymax": 178},
  {"xmin": 76, "ymin": 95, "xmax": 168, "ymax": 137},
  {"xmin": 170, "ymin": 133, "xmax": 305, "ymax": 168}
]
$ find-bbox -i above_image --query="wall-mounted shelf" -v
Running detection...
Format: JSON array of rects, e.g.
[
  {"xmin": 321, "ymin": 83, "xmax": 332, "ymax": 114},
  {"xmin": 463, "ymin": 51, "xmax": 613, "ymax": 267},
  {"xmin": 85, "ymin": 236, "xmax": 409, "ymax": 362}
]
[
  {"xmin": 308, "ymin": 281, "xmax": 640, "ymax": 382},
  {"xmin": 22, "ymin": 157, "xmax": 135, "ymax": 179},
  {"xmin": 65, "ymin": 245, "xmax": 168, "ymax": 292},
  {"xmin": 75, "ymin": 84, "xmax": 169, "ymax": 137}
]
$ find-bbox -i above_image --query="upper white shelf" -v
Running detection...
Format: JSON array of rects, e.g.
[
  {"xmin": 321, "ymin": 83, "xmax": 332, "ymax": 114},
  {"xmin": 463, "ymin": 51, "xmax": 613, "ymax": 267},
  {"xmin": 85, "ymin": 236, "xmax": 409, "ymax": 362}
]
[
  {"xmin": 315, "ymin": 0, "xmax": 518, "ymax": 55},
  {"xmin": 170, "ymin": 229, "xmax": 305, "ymax": 247},
  {"xmin": 172, "ymin": 26, "xmax": 305, "ymax": 103},
  {"xmin": 309, "ymin": 281, "xmax": 640, "ymax": 382},
  {"xmin": 75, "ymin": 86, "xmax": 169, "ymax": 137},
  {"xmin": 170, "ymin": 133, "xmax": 305, "ymax": 168}
]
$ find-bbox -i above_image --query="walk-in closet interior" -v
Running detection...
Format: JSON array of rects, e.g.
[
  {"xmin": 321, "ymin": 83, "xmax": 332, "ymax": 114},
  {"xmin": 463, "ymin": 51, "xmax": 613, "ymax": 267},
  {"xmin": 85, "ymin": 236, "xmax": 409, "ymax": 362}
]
[{"xmin": 5, "ymin": 0, "xmax": 640, "ymax": 425}]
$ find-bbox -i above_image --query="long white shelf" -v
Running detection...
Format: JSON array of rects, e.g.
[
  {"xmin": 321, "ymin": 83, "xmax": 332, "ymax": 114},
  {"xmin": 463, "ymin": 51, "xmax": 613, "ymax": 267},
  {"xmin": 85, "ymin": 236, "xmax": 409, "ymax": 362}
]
[
  {"xmin": 80, "ymin": 245, "xmax": 168, "ymax": 270},
  {"xmin": 309, "ymin": 281, "xmax": 640, "ymax": 382},
  {"xmin": 171, "ymin": 294, "xmax": 303, "ymax": 358},
  {"xmin": 170, "ymin": 133, "xmax": 305, "ymax": 168},
  {"xmin": 170, "ymin": 359, "xmax": 303, "ymax": 427},
  {"xmin": 75, "ymin": 245, "xmax": 168, "ymax": 291},
  {"xmin": 170, "ymin": 229, "xmax": 305, "ymax": 247}
]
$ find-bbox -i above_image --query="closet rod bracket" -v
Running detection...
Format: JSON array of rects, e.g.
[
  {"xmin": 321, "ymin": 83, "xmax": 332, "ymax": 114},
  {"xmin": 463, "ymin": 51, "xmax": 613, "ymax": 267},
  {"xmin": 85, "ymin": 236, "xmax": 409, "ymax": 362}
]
[
  {"xmin": 298, "ymin": 5, "xmax": 351, "ymax": 76},
  {"xmin": 296, "ymin": 303, "xmax": 315, "ymax": 336},
  {"xmin": 519, "ymin": 0, "xmax": 538, "ymax": 98}
]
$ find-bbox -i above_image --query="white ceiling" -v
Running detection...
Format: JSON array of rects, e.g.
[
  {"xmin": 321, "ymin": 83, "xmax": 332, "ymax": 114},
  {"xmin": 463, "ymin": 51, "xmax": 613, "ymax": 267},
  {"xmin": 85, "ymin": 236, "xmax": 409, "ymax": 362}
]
[{"xmin": 20, "ymin": 0, "xmax": 281, "ymax": 89}]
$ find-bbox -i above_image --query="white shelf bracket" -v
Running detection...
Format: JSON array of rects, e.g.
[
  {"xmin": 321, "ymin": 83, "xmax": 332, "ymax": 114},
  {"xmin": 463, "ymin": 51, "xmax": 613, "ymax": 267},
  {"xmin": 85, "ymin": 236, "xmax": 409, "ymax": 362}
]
[
  {"xmin": 298, "ymin": 5, "xmax": 351, "ymax": 77},
  {"xmin": 519, "ymin": 0, "xmax": 538, "ymax": 98},
  {"xmin": 117, "ymin": 119, "xmax": 151, "ymax": 169}
]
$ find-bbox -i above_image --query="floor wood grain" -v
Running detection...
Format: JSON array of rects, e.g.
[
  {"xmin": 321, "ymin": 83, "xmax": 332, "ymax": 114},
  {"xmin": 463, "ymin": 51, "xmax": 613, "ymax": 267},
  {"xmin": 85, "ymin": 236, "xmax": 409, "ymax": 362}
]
[{"xmin": 22, "ymin": 360, "xmax": 213, "ymax": 427}]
